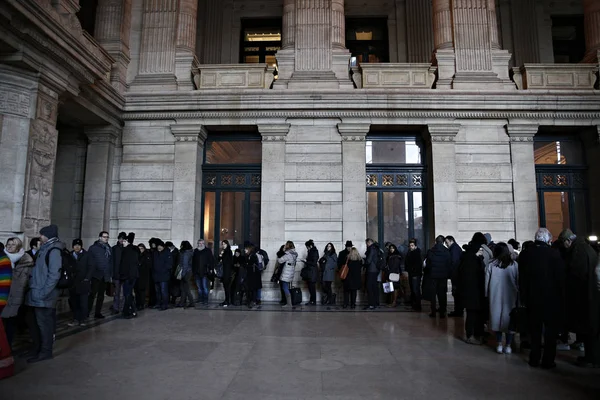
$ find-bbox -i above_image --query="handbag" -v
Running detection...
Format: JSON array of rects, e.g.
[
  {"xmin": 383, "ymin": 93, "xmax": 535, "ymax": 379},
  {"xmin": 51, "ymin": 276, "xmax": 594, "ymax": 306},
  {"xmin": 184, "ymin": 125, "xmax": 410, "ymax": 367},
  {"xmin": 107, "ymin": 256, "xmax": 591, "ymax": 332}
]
[
  {"xmin": 383, "ymin": 282, "xmax": 394, "ymax": 293},
  {"xmin": 175, "ymin": 265, "xmax": 183, "ymax": 280},
  {"xmin": 215, "ymin": 262, "xmax": 224, "ymax": 279},
  {"xmin": 270, "ymin": 265, "xmax": 281, "ymax": 283},
  {"xmin": 388, "ymin": 273, "xmax": 400, "ymax": 282},
  {"xmin": 339, "ymin": 261, "xmax": 349, "ymax": 280}
]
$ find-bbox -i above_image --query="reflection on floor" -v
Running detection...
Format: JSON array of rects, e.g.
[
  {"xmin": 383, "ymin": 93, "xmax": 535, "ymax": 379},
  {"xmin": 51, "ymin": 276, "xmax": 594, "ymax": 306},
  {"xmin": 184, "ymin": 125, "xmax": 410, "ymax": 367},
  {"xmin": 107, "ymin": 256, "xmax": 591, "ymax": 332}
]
[{"xmin": 2, "ymin": 306, "xmax": 599, "ymax": 399}]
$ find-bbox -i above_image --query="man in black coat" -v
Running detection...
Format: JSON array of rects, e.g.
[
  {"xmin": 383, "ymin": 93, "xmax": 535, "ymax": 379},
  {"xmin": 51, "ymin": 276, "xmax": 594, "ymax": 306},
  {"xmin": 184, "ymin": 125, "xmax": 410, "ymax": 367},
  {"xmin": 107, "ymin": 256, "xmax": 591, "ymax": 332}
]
[
  {"xmin": 111, "ymin": 232, "xmax": 127, "ymax": 315},
  {"xmin": 192, "ymin": 239, "xmax": 214, "ymax": 305},
  {"xmin": 425, "ymin": 235, "xmax": 452, "ymax": 318},
  {"xmin": 364, "ymin": 239, "xmax": 380, "ymax": 310},
  {"xmin": 87, "ymin": 231, "xmax": 113, "ymax": 319},
  {"xmin": 120, "ymin": 233, "xmax": 140, "ymax": 318},
  {"xmin": 445, "ymin": 235, "xmax": 464, "ymax": 317},
  {"xmin": 153, "ymin": 240, "xmax": 172, "ymax": 311},
  {"xmin": 165, "ymin": 241, "xmax": 181, "ymax": 304},
  {"xmin": 519, "ymin": 228, "xmax": 566, "ymax": 369},
  {"xmin": 405, "ymin": 239, "xmax": 423, "ymax": 311},
  {"xmin": 68, "ymin": 239, "xmax": 93, "ymax": 327}
]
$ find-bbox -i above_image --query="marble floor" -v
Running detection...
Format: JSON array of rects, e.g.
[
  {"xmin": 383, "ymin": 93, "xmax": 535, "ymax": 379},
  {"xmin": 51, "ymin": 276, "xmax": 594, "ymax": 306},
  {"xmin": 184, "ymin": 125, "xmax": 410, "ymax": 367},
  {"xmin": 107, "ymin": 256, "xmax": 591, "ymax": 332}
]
[{"xmin": 2, "ymin": 307, "xmax": 599, "ymax": 399}]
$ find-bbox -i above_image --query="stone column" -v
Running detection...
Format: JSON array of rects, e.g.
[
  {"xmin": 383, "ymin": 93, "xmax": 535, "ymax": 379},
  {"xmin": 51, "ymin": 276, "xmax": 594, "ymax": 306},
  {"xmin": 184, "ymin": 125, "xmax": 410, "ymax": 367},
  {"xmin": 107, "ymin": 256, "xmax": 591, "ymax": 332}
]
[
  {"xmin": 274, "ymin": 0, "xmax": 296, "ymax": 86},
  {"xmin": 338, "ymin": 124, "xmax": 369, "ymax": 246},
  {"xmin": 170, "ymin": 124, "xmax": 207, "ymax": 246},
  {"xmin": 432, "ymin": 0, "xmax": 455, "ymax": 89},
  {"xmin": 80, "ymin": 126, "xmax": 120, "ymax": 246},
  {"xmin": 133, "ymin": 0, "xmax": 179, "ymax": 90},
  {"xmin": 175, "ymin": 0, "xmax": 199, "ymax": 90},
  {"xmin": 583, "ymin": 0, "xmax": 600, "ymax": 63},
  {"xmin": 95, "ymin": 0, "xmax": 133, "ymax": 93},
  {"xmin": 406, "ymin": 0, "xmax": 434, "ymax": 63},
  {"xmin": 427, "ymin": 124, "xmax": 460, "ymax": 238},
  {"xmin": 487, "ymin": 0, "xmax": 500, "ymax": 50},
  {"xmin": 506, "ymin": 124, "xmax": 538, "ymax": 244},
  {"xmin": 509, "ymin": 0, "xmax": 540, "ymax": 66}
]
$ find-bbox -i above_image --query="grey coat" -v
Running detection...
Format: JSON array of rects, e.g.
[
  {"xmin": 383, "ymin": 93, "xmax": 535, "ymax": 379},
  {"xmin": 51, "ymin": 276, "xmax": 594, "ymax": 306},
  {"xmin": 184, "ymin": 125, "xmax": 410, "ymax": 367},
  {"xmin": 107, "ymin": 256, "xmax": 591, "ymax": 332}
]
[
  {"xmin": 321, "ymin": 253, "xmax": 338, "ymax": 282},
  {"xmin": 486, "ymin": 260, "xmax": 519, "ymax": 332},
  {"xmin": 277, "ymin": 249, "xmax": 298, "ymax": 283},
  {"xmin": 1, "ymin": 253, "xmax": 34, "ymax": 318},
  {"xmin": 25, "ymin": 238, "xmax": 65, "ymax": 309}
]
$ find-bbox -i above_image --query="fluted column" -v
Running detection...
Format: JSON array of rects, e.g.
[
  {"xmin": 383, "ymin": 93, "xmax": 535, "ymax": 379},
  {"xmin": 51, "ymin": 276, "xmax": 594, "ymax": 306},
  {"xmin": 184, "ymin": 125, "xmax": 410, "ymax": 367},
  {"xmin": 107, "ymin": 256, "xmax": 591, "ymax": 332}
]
[
  {"xmin": 175, "ymin": 0, "xmax": 198, "ymax": 90},
  {"xmin": 331, "ymin": 0, "xmax": 345, "ymax": 49},
  {"xmin": 509, "ymin": 0, "xmax": 540, "ymax": 66},
  {"xmin": 583, "ymin": 0, "xmax": 600, "ymax": 63},
  {"xmin": 487, "ymin": 0, "xmax": 500, "ymax": 50},
  {"xmin": 295, "ymin": 1, "xmax": 332, "ymax": 72},
  {"xmin": 432, "ymin": 0, "xmax": 455, "ymax": 89},
  {"xmin": 406, "ymin": 0, "xmax": 434, "ymax": 62},
  {"xmin": 282, "ymin": 0, "xmax": 296, "ymax": 49},
  {"xmin": 95, "ymin": 0, "xmax": 133, "ymax": 93},
  {"xmin": 133, "ymin": 0, "xmax": 179, "ymax": 90}
]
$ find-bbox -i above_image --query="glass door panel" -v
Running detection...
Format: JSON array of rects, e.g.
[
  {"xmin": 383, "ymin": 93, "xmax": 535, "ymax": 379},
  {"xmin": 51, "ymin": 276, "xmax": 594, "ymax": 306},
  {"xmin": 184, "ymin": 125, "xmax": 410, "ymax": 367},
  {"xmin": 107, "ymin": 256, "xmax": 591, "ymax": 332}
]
[
  {"xmin": 219, "ymin": 192, "xmax": 246, "ymax": 249},
  {"xmin": 413, "ymin": 192, "xmax": 425, "ymax": 248},
  {"xmin": 367, "ymin": 192, "xmax": 379, "ymax": 241},
  {"xmin": 572, "ymin": 191, "xmax": 588, "ymax": 236},
  {"xmin": 382, "ymin": 192, "xmax": 409, "ymax": 247},
  {"xmin": 248, "ymin": 192, "xmax": 261, "ymax": 248},
  {"xmin": 543, "ymin": 191, "xmax": 569, "ymax": 240},
  {"xmin": 203, "ymin": 192, "xmax": 216, "ymax": 244}
]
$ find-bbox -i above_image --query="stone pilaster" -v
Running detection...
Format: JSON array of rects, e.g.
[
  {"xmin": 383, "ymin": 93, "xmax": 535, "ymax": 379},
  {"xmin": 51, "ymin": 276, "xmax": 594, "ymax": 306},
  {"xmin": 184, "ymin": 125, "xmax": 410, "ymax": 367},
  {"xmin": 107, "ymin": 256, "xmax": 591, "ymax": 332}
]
[
  {"xmin": 274, "ymin": 0, "xmax": 296, "ymax": 86},
  {"xmin": 508, "ymin": 0, "xmax": 540, "ymax": 66},
  {"xmin": 583, "ymin": 0, "xmax": 600, "ymax": 63},
  {"xmin": 81, "ymin": 126, "xmax": 120, "ymax": 246},
  {"xmin": 338, "ymin": 123, "xmax": 369, "ymax": 247},
  {"xmin": 427, "ymin": 123, "xmax": 460, "ymax": 239},
  {"xmin": 95, "ymin": 0, "xmax": 133, "ymax": 93},
  {"xmin": 506, "ymin": 124, "xmax": 538, "ymax": 243},
  {"xmin": 406, "ymin": 0, "xmax": 434, "ymax": 63},
  {"xmin": 170, "ymin": 123, "xmax": 206, "ymax": 245},
  {"xmin": 133, "ymin": 0, "xmax": 179, "ymax": 90},
  {"xmin": 432, "ymin": 0, "xmax": 455, "ymax": 89},
  {"xmin": 175, "ymin": 0, "xmax": 199, "ymax": 90}
]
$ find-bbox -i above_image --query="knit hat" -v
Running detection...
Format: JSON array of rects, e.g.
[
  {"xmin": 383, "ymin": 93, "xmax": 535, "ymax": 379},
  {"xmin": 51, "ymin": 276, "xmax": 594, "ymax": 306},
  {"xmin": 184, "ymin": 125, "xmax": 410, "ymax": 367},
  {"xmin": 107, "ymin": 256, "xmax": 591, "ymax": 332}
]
[
  {"xmin": 558, "ymin": 229, "xmax": 575, "ymax": 242},
  {"xmin": 40, "ymin": 224, "xmax": 58, "ymax": 239},
  {"xmin": 345, "ymin": 240, "xmax": 353, "ymax": 248},
  {"xmin": 72, "ymin": 238, "xmax": 83, "ymax": 247},
  {"xmin": 165, "ymin": 241, "xmax": 174, "ymax": 248},
  {"xmin": 483, "ymin": 233, "xmax": 492, "ymax": 244},
  {"xmin": 118, "ymin": 232, "xmax": 127, "ymax": 240},
  {"xmin": 155, "ymin": 239, "xmax": 165, "ymax": 247},
  {"xmin": 127, "ymin": 232, "xmax": 135, "ymax": 244}
]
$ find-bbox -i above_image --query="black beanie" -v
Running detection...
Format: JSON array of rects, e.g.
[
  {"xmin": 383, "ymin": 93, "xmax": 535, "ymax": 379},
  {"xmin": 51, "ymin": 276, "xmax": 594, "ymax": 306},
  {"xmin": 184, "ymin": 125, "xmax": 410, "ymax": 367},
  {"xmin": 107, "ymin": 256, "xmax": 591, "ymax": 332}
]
[
  {"xmin": 40, "ymin": 224, "xmax": 58, "ymax": 239},
  {"xmin": 72, "ymin": 238, "xmax": 83, "ymax": 247},
  {"xmin": 127, "ymin": 232, "xmax": 135, "ymax": 244},
  {"xmin": 118, "ymin": 231, "xmax": 127, "ymax": 240}
]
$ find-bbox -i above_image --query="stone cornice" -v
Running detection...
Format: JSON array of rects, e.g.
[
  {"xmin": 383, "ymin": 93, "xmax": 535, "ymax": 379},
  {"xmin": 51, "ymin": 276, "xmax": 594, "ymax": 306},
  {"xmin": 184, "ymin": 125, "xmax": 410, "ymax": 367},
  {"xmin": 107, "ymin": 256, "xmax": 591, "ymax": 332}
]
[
  {"xmin": 85, "ymin": 125, "xmax": 121, "ymax": 145},
  {"xmin": 505, "ymin": 124, "xmax": 539, "ymax": 142},
  {"xmin": 170, "ymin": 124, "xmax": 208, "ymax": 142},
  {"xmin": 337, "ymin": 123, "xmax": 371, "ymax": 137},
  {"xmin": 257, "ymin": 124, "xmax": 290, "ymax": 142},
  {"xmin": 427, "ymin": 123, "xmax": 461, "ymax": 142}
]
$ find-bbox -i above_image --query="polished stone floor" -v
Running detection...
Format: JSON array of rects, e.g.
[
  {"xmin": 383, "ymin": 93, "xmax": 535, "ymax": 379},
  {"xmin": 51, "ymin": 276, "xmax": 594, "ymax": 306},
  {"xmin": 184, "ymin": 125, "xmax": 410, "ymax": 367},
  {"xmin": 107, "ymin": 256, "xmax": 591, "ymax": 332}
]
[{"xmin": 2, "ymin": 307, "xmax": 599, "ymax": 399}]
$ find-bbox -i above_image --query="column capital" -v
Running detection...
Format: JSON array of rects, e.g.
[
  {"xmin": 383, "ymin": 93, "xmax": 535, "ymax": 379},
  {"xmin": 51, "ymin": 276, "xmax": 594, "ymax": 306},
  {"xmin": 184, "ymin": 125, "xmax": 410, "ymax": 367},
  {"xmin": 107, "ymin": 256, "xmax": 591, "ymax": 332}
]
[
  {"xmin": 505, "ymin": 124, "xmax": 538, "ymax": 142},
  {"xmin": 337, "ymin": 123, "xmax": 370, "ymax": 140},
  {"xmin": 427, "ymin": 123, "xmax": 461, "ymax": 142},
  {"xmin": 170, "ymin": 124, "xmax": 208, "ymax": 142},
  {"xmin": 85, "ymin": 126, "xmax": 121, "ymax": 145},
  {"xmin": 258, "ymin": 124, "xmax": 290, "ymax": 141}
]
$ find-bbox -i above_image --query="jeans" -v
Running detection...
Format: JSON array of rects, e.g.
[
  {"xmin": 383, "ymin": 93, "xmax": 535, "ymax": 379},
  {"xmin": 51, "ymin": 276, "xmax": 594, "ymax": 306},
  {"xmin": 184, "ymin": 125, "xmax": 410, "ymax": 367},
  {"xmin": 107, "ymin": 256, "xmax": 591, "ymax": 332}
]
[
  {"xmin": 196, "ymin": 276, "xmax": 209, "ymax": 304},
  {"xmin": 281, "ymin": 281, "xmax": 290, "ymax": 295},
  {"xmin": 155, "ymin": 282, "xmax": 169, "ymax": 309},
  {"xmin": 34, "ymin": 307, "xmax": 55, "ymax": 358},
  {"xmin": 367, "ymin": 271, "xmax": 379, "ymax": 307},
  {"xmin": 430, "ymin": 278, "xmax": 448, "ymax": 315},
  {"xmin": 496, "ymin": 331, "xmax": 514, "ymax": 346},
  {"xmin": 122, "ymin": 279, "xmax": 136, "ymax": 316},
  {"xmin": 410, "ymin": 275, "xmax": 422, "ymax": 309},
  {"xmin": 70, "ymin": 288, "xmax": 89, "ymax": 322},
  {"xmin": 88, "ymin": 277, "xmax": 106, "ymax": 316},
  {"xmin": 255, "ymin": 289, "xmax": 262, "ymax": 302},
  {"xmin": 113, "ymin": 279, "xmax": 123, "ymax": 311}
]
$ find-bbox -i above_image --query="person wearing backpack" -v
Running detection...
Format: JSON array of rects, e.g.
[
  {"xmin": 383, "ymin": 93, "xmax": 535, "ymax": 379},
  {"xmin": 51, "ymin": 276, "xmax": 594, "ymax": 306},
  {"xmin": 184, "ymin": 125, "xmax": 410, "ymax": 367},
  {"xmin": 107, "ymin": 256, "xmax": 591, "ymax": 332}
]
[
  {"xmin": 364, "ymin": 239, "xmax": 381, "ymax": 310},
  {"xmin": 25, "ymin": 224, "xmax": 65, "ymax": 363}
]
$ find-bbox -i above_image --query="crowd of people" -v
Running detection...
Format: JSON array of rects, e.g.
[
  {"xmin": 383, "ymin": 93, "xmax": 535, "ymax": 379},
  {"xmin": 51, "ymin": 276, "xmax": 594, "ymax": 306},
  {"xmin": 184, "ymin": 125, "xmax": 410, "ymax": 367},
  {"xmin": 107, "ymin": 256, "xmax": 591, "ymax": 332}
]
[{"xmin": 1, "ymin": 223, "xmax": 599, "ymax": 377}]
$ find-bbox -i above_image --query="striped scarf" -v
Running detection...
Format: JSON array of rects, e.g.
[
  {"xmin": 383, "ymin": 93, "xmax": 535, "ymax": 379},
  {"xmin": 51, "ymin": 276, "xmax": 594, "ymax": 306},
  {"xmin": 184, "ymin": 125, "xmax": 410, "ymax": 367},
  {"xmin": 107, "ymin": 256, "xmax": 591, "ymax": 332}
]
[{"xmin": 0, "ymin": 253, "xmax": 11, "ymax": 308}]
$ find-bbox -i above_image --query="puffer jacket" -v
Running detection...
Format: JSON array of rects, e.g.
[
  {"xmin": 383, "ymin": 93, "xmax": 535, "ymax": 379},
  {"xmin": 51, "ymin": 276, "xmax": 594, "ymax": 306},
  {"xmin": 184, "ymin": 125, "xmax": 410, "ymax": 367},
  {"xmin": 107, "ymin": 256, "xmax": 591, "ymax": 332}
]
[
  {"xmin": 25, "ymin": 238, "xmax": 65, "ymax": 308},
  {"xmin": 321, "ymin": 252, "xmax": 338, "ymax": 282},
  {"xmin": 1, "ymin": 252, "xmax": 34, "ymax": 318},
  {"xmin": 277, "ymin": 250, "xmax": 298, "ymax": 283}
]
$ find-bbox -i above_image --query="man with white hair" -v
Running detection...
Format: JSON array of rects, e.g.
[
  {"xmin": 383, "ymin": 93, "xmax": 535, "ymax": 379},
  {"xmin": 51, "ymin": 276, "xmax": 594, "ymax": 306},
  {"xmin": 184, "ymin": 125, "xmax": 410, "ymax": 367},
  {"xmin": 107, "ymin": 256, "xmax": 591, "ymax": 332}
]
[{"xmin": 518, "ymin": 228, "xmax": 566, "ymax": 369}]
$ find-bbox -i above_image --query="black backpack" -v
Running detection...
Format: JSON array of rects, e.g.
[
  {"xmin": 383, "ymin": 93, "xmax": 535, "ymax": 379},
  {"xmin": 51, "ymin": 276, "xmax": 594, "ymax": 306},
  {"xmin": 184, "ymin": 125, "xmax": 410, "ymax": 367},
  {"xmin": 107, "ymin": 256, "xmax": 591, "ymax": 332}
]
[
  {"xmin": 376, "ymin": 249, "xmax": 386, "ymax": 271},
  {"xmin": 45, "ymin": 248, "xmax": 74, "ymax": 289},
  {"xmin": 257, "ymin": 249, "xmax": 270, "ymax": 270}
]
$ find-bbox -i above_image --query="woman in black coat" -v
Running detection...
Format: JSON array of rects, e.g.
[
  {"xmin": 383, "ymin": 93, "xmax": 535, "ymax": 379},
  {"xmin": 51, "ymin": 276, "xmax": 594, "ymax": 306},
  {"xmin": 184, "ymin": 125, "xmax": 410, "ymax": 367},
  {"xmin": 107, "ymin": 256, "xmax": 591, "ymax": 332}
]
[
  {"xmin": 120, "ymin": 233, "xmax": 140, "ymax": 318},
  {"xmin": 135, "ymin": 243, "xmax": 152, "ymax": 310},
  {"xmin": 232, "ymin": 249, "xmax": 243, "ymax": 305},
  {"xmin": 219, "ymin": 240, "xmax": 234, "ymax": 307},
  {"xmin": 458, "ymin": 238, "xmax": 487, "ymax": 344},
  {"xmin": 243, "ymin": 244, "xmax": 261, "ymax": 308},
  {"xmin": 386, "ymin": 244, "xmax": 403, "ymax": 307},
  {"xmin": 153, "ymin": 240, "xmax": 172, "ymax": 311},
  {"xmin": 302, "ymin": 239, "xmax": 319, "ymax": 306},
  {"xmin": 343, "ymin": 247, "xmax": 363, "ymax": 309}
]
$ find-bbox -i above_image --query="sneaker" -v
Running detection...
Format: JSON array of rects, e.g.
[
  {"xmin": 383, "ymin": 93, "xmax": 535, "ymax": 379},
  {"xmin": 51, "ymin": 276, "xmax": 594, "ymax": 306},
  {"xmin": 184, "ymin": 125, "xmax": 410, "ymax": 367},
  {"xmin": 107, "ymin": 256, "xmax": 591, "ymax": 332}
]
[
  {"xmin": 504, "ymin": 345, "xmax": 512, "ymax": 355},
  {"xmin": 67, "ymin": 320, "xmax": 78, "ymax": 327},
  {"xmin": 79, "ymin": 320, "xmax": 87, "ymax": 327},
  {"xmin": 496, "ymin": 344, "xmax": 504, "ymax": 354},
  {"xmin": 556, "ymin": 343, "xmax": 570, "ymax": 351}
]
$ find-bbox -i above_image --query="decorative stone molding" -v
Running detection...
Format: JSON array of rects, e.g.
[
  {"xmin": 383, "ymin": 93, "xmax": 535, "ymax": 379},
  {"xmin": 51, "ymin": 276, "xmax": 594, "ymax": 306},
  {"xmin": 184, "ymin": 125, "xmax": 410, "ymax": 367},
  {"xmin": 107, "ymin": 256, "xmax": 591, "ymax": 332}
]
[
  {"xmin": 195, "ymin": 64, "xmax": 275, "ymax": 89},
  {"xmin": 427, "ymin": 123, "xmax": 461, "ymax": 142},
  {"xmin": 337, "ymin": 123, "xmax": 370, "ymax": 138},
  {"xmin": 258, "ymin": 124, "xmax": 290, "ymax": 142},
  {"xmin": 341, "ymin": 135, "xmax": 366, "ymax": 141},
  {"xmin": 513, "ymin": 64, "xmax": 599, "ymax": 90},
  {"xmin": 85, "ymin": 126, "xmax": 121, "ymax": 145},
  {"xmin": 506, "ymin": 124, "xmax": 538, "ymax": 142},
  {"xmin": 0, "ymin": 85, "xmax": 32, "ymax": 118},
  {"xmin": 170, "ymin": 124, "xmax": 208, "ymax": 143},
  {"xmin": 359, "ymin": 64, "xmax": 437, "ymax": 89}
]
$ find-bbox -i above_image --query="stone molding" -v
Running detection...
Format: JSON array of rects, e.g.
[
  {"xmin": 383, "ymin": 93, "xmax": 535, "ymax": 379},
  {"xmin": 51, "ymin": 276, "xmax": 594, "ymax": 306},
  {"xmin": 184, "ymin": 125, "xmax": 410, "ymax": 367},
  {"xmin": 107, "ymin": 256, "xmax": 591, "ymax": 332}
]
[
  {"xmin": 337, "ymin": 123, "xmax": 370, "ymax": 139},
  {"xmin": 258, "ymin": 124, "xmax": 290, "ymax": 142},
  {"xmin": 195, "ymin": 64, "xmax": 276, "ymax": 89},
  {"xmin": 0, "ymin": 84, "xmax": 33, "ymax": 118},
  {"xmin": 513, "ymin": 64, "xmax": 599, "ymax": 90},
  {"xmin": 170, "ymin": 124, "xmax": 208, "ymax": 143},
  {"xmin": 505, "ymin": 124, "xmax": 538, "ymax": 142},
  {"xmin": 427, "ymin": 123, "xmax": 461, "ymax": 142},
  {"xmin": 359, "ymin": 64, "xmax": 437, "ymax": 89},
  {"xmin": 85, "ymin": 126, "xmax": 121, "ymax": 145}
]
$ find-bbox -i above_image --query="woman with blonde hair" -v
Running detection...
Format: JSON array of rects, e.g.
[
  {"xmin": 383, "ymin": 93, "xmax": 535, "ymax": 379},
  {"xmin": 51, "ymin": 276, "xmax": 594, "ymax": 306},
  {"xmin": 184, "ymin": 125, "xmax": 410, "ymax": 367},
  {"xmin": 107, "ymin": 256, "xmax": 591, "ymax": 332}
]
[
  {"xmin": 342, "ymin": 247, "xmax": 363, "ymax": 309},
  {"xmin": 1, "ymin": 237, "xmax": 34, "ymax": 346}
]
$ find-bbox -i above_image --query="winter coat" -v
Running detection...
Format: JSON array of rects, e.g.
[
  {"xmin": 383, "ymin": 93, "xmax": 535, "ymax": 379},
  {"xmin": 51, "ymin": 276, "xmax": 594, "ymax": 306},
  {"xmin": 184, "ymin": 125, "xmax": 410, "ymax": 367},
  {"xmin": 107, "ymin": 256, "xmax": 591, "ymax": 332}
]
[
  {"xmin": 244, "ymin": 252, "xmax": 262, "ymax": 291},
  {"xmin": 387, "ymin": 252, "xmax": 402, "ymax": 274},
  {"xmin": 112, "ymin": 243, "xmax": 124, "ymax": 280},
  {"xmin": 564, "ymin": 237, "xmax": 599, "ymax": 335},
  {"xmin": 337, "ymin": 249, "xmax": 350, "ymax": 269},
  {"xmin": 180, "ymin": 249, "xmax": 193, "ymax": 277},
  {"xmin": 119, "ymin": 244, "xmax": 140, "ymax": 281},
  {"xmin": 405, "ymin": 248, "xmax": 423, "ymax": 277},
  {"xmin": 192, "ymin": 247, "xmax": 214, "ymax": 277},
  {"xmin": 321, "ymin": 252, "xmax": 337, "ymax": 282},
  {"xmin": 277, "ymin": 250, "xmax": 298, "ymax": 283},
  {"xmin": 71, "ymin": 250, "xmax": 93, "ymax": 294},
  {"xmin": 485, "ymin": 260, "xmax": 519, "ymax": 332},
  {"xmin": 170, "ymin": 248, "xmax": 180, "ymax": 278},
  {"xmin": 457, "ymin": 244, "xmax": 486, "ymax": 310},
  {"xmin": 88, "ymin": 240, "xmax": 113, "ymax": 281},
  {"xmin": 425, "ymin": 243, "xmax": 452, "ymax": 280},
  {"xmin": 137, "ymin": 250, "xmax": 153, "ymax": 291},
  {"xmin": 302, "ymin": 247, "xmax": 319, "ymax": 283},
  {"xmin": 25, "ymin": 238, "xmax": 65, "ymax": 308},
  {"xmin": 219, "ymin": 248, "xmax": 233, "ymax": 281},
  {"xmin": 518, "ymin": 241, "xmax": 565, "ymax": 326},
  {"xmin": 153, "ymin": 249, "xmax": 172, "ymax": 283},
  {"xmin": 480, "ymin": 244, "xmax": 493, "ymax": 268},
  {"xmin": 365, "ymin": 244, "xmax": 379, "ymax": 273},
  {"xmin": 1, "ymin": 252, "xmax": 34, "ymax": 318},
  {"xmin": 345, "ymin": 259, "xmax": 363, "ymax": 291},
  {"xmin": 448, "ymin": 242, "xmax": 462, "ymax": 272}
]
